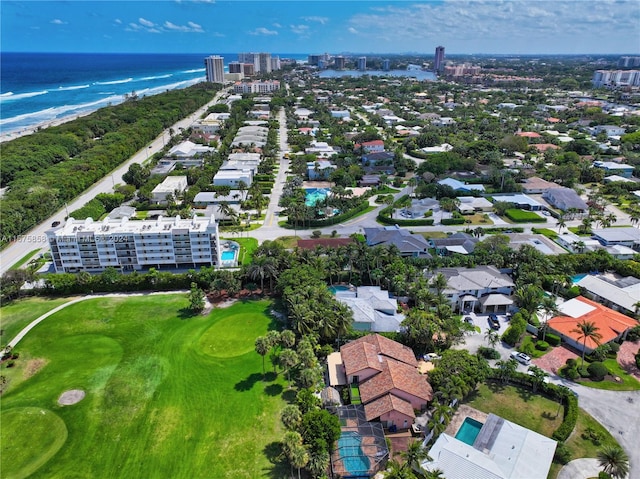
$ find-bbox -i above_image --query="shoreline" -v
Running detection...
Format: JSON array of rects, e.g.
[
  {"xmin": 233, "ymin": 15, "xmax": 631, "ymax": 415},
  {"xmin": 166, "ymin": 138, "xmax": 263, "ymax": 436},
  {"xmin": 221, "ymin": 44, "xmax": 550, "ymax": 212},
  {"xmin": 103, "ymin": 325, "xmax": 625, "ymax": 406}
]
[{"xmin": 0, "ymin": 110, "xmax": 96, "ymax": 143}]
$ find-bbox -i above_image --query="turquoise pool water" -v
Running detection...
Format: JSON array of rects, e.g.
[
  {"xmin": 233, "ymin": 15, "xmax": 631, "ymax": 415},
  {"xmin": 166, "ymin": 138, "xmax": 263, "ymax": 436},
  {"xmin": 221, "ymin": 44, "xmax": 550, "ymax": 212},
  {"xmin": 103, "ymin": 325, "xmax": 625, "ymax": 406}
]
[
  {"xmin": 571, "ymin": 273, "xmax": 587, "ymax": 284},
  {"xmin": 455, "ymin": 417, "xmax": 483, "ymax": 446},
  {"xmin": 221, "ymin": 251, "xmax": 235, "ymax": 261},
  {"xmin": 305, "ymin": 188, "xmax": 329, "ymax": 207},
  {"xmin": 329, "ymin": 285, "xmax": 350, "ymax": 294},
  {"xmin": 338, "ymin": 431, "xmax": 370, "ymax": 476}
]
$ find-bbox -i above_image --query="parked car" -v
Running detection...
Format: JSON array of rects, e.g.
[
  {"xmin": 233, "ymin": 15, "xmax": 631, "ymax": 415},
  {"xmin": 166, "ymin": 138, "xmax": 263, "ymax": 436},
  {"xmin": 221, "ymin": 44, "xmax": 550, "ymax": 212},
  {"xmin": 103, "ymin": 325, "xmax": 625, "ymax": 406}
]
[
  {"xmin": 511, "ymin": 351, "xmax": 531, "ymax": 365},
  {"xmin": 423, "ymin": 353, "xmax": 442, "ymax": 362},
  {"xmin": 51, "ymin": 221, "xmax": 61, "ymax": 227},
  {"xmin": 464, "ymin": 316, "xmax": 474, "ymax": 324},
  {"xmin": 488, "ymin": 314, "xmax": 500, "ymax": 330}
]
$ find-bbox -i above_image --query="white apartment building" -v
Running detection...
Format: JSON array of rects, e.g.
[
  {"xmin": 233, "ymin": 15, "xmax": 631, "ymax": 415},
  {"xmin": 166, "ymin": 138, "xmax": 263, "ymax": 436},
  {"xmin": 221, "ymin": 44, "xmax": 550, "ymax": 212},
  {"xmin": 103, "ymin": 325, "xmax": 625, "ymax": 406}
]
[
  {"xmin": 232, "ymin": 80, "xmax": 280, "ymax": 94},
  {"xmin": 47, "ymin": 216, "xmax": 221, "ymax": 273},
  {"xmin": 151, "ymin": 176, "xmax": 188, "ymax": 204},
  {"xmin": 204, "ymin": 55, "xmax": 225, "ymax": 83},
  {"xmin": 592, "ymin": 70, "xmax": 640, "ymax": 88}
]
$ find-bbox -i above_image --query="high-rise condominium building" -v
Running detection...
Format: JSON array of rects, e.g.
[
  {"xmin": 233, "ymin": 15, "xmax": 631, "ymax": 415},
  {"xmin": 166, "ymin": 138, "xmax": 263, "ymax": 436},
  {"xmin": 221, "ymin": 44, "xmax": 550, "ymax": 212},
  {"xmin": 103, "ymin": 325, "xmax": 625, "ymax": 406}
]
[
  {"xmin": 434, "ymin": 46, "xmax": 445, "ymax": 73},
  {"xmin": 228, "ymin": 61, "xmax": 243, "ymax": 74},
  {"xmin": 204, "ymin": 55, "xmax": 225, "ymax": 83},
  {"xmin": 47, "ymin": 216, "xmax": 221, "ymax": 273},
  {"xmin": 357, "ymin": 56, "xmax": 367, "ymax": 71},
  {"xmin": 334, "ymin": 56, "xmax": 346, "ymax": 70},
  {"xmin": 383, "ymin": 59, "xmax": 391, "ymax": 71},
  {"xmin": 256, "ymin": 52, "xmax": 272, "ymax": 73}
]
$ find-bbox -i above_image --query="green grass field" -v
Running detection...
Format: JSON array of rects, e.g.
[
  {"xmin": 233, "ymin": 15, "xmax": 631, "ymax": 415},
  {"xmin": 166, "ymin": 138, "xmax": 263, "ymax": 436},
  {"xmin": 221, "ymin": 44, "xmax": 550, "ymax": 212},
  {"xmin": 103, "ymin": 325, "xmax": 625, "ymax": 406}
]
[
  {"xmin": 505, "ymin": 209, "xmax": 546, "ymax": 223},
  {"xmin": 0, "ymin": 296, "xmax": 287, "ymax": 479},
  {"xmin": 1, "ymin": 297, "xmax": 75, "ymax": 349}
]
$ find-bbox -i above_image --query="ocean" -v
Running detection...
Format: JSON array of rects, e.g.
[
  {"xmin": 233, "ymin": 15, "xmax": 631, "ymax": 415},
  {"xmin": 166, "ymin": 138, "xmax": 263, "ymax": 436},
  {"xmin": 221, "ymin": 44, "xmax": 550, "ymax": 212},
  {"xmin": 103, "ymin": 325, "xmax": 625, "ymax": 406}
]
[{"xmin": 0, "ymin": 52, "xmax": 307, "ymax": 136}]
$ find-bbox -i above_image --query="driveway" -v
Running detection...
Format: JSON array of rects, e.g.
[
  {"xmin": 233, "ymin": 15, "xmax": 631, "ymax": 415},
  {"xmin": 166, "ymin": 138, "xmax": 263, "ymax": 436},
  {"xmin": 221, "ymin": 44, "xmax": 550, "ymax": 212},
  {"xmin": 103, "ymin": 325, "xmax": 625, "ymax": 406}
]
[
  {"xmin": 557, "ymin": 458, "xmax": 601, "ymax": 479},
  {"xmin": 618, "ymin": 340, "xmax": 640, "ymax": 381},
  {"xmin": 532, "ymin": 346, "xmax": 579, "ymax": 375}
]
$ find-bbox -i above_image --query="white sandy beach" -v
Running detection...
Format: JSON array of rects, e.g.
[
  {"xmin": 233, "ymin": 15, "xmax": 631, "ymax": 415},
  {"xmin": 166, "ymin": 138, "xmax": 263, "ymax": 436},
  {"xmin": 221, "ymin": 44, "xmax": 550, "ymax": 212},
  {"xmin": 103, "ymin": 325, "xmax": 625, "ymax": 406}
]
[{"xmin": 0, "ymin": 110, "xmax": 96, "ymax": 143}]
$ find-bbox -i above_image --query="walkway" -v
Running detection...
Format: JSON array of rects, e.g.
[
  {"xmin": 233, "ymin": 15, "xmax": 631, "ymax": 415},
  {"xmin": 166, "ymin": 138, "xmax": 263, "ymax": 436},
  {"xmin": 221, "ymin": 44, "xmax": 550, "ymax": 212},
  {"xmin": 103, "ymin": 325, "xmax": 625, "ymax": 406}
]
[
  {"xmin": 7, "ymin": 291, "xmax": 187, "ymax": 349},
  {"xmin": 557, "ymin": 458, "xmax": 601, "ymax": 479}
]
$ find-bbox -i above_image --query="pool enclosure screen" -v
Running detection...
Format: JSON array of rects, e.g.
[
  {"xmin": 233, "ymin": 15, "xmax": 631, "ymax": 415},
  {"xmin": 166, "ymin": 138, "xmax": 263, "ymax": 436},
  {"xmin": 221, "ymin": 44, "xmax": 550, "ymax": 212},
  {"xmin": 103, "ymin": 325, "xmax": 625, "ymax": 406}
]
[{"xmin": 331, "ymin": 405, "xmax": 388, "ymax": 478}]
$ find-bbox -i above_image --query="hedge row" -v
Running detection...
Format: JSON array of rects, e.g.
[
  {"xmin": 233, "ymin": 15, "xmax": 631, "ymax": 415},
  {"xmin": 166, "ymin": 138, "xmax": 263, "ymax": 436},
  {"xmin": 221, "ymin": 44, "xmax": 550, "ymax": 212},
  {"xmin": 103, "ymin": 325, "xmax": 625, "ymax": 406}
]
[
  {"xmin": 298, "ymin": 201, "xmax": 370, "ymax": 228},
  {"xmin": 441, "ymin": 218, "xmax": 466, "ymax": 225},
  {"xmin": 377, "ymin": 213, "xmax": 435, "ymax": 226},
  {"xmin": 505, "ymin": 209, "xmax": 546, "ymax": 223}
]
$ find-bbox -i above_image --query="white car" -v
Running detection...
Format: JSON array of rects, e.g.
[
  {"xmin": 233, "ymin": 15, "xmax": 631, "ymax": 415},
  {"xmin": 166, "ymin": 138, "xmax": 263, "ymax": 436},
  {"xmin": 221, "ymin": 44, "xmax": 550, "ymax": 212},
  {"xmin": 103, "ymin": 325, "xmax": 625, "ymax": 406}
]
[
  {"xmin": 511, "ymin": 351, "xmax": 531, "ymax": 365},
  {"xmin": 527, "ymin": 370, "xmax": 550, "ymax": 383}
]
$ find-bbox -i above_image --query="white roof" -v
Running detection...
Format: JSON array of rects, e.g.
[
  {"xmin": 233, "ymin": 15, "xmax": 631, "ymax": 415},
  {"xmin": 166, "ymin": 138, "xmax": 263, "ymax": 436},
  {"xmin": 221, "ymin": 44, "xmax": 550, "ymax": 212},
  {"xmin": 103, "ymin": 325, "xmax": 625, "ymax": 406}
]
[
  {"xmin": 576, "ymin": 275, "xmax": 640, "ymax": 312},
  {"xmin": 423, "ymin": 415, "xmax": 556, "ymax": 479},
  {"xmin": 558, "ymin": 297, "xmax": 596, "ymax": 318},
  {"xmin": 593, "ymin": 227, "xmax": 640, "ymax": 243}
]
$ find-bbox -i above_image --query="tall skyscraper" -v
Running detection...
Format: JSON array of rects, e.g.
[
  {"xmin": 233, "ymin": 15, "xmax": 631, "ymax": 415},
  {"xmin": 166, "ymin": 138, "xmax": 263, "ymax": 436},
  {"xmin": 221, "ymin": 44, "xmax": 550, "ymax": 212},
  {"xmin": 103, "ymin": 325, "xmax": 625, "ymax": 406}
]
[
  {"xmin": 204, "ymin": 55, "xmax": 225, "ymax": 83},
  {"xmin": 334, "ymin": 56, "xmax": 346, "ymax": 70},
  {"xmin": 228, "ymin": 61, "xmax": 243, "ymax": 74},
  {"xmin": 357, "ymin": 56, "xmax": 367, "ymax": 71},
  {"xmin": 383, "ymin": 59, "xmax": 391, "ymax": 71},
  {"xmin": 256, "ymin": 53, "xmax": 272, "ymax": 74},
  {"xmin": 434, "ymin": 46, "xmax": 445, "ymax": 73}
]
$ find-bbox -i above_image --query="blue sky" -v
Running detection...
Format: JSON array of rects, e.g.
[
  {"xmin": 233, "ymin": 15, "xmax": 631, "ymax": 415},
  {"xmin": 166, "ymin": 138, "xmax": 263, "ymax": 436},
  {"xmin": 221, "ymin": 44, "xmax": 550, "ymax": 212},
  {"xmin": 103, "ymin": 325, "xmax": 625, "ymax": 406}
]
[{"xmin": 2, "ymin": 0, "xmax": 639, "ymax": 55}]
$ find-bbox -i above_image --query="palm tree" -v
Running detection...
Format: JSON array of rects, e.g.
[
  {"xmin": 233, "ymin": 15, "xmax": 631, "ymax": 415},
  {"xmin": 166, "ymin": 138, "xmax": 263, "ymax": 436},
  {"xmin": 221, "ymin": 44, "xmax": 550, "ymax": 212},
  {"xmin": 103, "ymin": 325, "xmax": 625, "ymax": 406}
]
[
  {"xmin": 557, "ymin": 215, "xmax": 566, "ymax": 233},
  {"xmin": 496, "ymin": 359, "xmax": 517, "ymax": 384},
  {"xmin": 384, "ymin": 459, "xmax": 414, "ymax": 479},
  {"xmin": 424, "ymin": 470, "xmax": 446, "ymax": 479},
  {"xmin": 571, "ymin": 320, "xmax": 603, "ymax": 367},
  {"xmin": 527, "ymin": 365, "xmax": 549, "ymax": 392},
  {"xmin": 539, "ymin": 296, "xmax": 560, "ymax": 341},
  {"xmin": 401, "ymin": 440, "xmax": 431, "ymax": 475},
  {"xmin": 597, "ymin": 445, "xmax": 629, "ymax": 479},
  {"xmin": 306, "ymin": 449, "xmax": 330, "ymax": 478},
  {"xmin": 279, "ymin": 348, "xmax": 299, "ymax": 388},
  {"xmin": 280, "ymin": 404, "xmax": 302, "ymax": 431},
  {"xmin": 289, "ymin": 444, "xmax": 309, "ymax": 479},
  {"xmin": 484, "ymin": 329, "xmax": 499, "ymax": 348},
  {"xmin": 254, "ymin": 336, "xmax": 270, "ymax": 376}
]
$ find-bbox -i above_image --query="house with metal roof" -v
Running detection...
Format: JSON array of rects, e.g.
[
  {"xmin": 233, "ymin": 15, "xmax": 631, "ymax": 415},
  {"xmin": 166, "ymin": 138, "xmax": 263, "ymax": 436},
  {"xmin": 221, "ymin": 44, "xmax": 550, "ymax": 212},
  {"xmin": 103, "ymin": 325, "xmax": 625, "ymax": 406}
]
[
  {"xmin": 334, "ymin": 286, "xmax": 406, "ymax": 332},
  {"xmin": 437, "ymin": 177, "xmax": 486, "ymax": 193},
  {"xmin": 542, "ymin": 188, "xmax": 588, "ymax": 213},
  {"xmin": 592, "ymin": 227, "xmax": 640, "ymax": 251},
  {"xmin": 576, "ymin": 275, "xmax": 640, "ymax": 315},
  {"xmin": 363, "ymin": 226, "xmax": 431, "ymax": 258},
  {"xmin": 430, "ymin": 232, "xmax": 478, "ymax": 256},
  {"xmin": 421, "ymin": 413, "xmax": 557, "ymax": 479},
  {"xmin": 491, "ymin": 193, "xmax": 545, "ymax": 211}
]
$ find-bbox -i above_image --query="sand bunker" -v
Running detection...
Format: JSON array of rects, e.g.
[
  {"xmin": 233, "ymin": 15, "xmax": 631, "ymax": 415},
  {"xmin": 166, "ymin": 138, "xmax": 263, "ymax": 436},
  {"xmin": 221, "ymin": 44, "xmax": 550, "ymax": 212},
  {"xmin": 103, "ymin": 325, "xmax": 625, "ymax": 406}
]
[{"xmin": 58, "ymin": 389, "xmax": 85, "ymax": 405}]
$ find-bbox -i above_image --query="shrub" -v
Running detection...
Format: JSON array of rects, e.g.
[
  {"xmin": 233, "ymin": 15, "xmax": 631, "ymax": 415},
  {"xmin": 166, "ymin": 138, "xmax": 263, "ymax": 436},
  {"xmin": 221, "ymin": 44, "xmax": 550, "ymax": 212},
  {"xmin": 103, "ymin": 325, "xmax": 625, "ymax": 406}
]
[
  {"xmin": 578, "ymin": 366, "xmax": 590, "ymax": 378},
  {"xmin": 536, "ymin": 340, "xmax": 549, "ymax": 351},
  {"xmin": 520, "ymin": 341, "xmax": 536, "ymax": 357},
  {"xmin": 553, "ymin": 441, "xmax": 572, "ymax": 464},
  {"xmin": 589, "ymin": 344, "xmax": 611, "ymax": 362},
  {"xmin": 478, "ymin": 346, "xmax": 501, "ymax": 360},
  {"xmin": 5, "ymin": 361, "xmax": 15, "ymax": 368},
  {"xmin": 563, "ymin": 366, "xmax": 579, "ymax": 380},
  {"xmin": 565, "ymin": 358, "xmax": 577, "ymax": 368},
  {"xmin": 545, "ymin": 333, "xmax": 561, "ymax": 347},
  {"xmin": 581, "ymin": 426, "xmax": 602, "ymax": 445},
  {"xmin": 552, "ymin": 392, "xmax": 578, "ymax": 442},
  {"xmin": 626, "ymin": 325, "xmax": 640, "ymax": 342},
  {"xmin": 608, "ymin": 342, "xmax": 620, "ymax": 354},
  {"xmin": 587, "ymin": 361, "xmax": 608, "ymax": 381},
  {"xmin": 635, "ymin": 351, "xmax": 640, "ymax": 369},
  {"xmin": 502, "ymin": 315, "xmax": 527, "ymax": 346},
  {"xmin": 441, "ymin": 218, "xmax": 466, "ymax": 225},
  {"xmin": 311, "ymin": 230, "xmax": 321, "ymax": 238},
  {"xmin": 598, "ymin": 472, "xmax": 613, "ymax": 479}
]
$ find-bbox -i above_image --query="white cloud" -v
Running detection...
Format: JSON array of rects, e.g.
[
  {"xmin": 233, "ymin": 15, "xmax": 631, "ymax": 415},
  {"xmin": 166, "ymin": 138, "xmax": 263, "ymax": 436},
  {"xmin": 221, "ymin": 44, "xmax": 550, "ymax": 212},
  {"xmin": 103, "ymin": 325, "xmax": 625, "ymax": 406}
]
[
  {"xmin": 249, "ymin": 27, "xmax": 278, "ymax": 36},
  {"xmin": 139, "ymin": 18, "xmax": 155, "ymax": 28},
  {"xmin": 114, "ymin": 18, "xmax": 122, "ymax": 24},
  {"xmin": 302, "ymin": 16, "xmax": 328, "ymax": 25},
  {"xmin": 163, "ymin": 20, "xmax": 204, "ymax": 32},
  {"xmin": 50, "ymin": 19, "xmax": 66, "ymax": 25},
  {"xmin": 348, "ymin": 27, "xmax": 359, "ymax": 34},
  {"xmin": 345, "ymin": 0, "xmax": 639, "ymax": 53},
  {"xmin": 273, "ymin": 22, "xmax": 282, "ymax": 28},
  {"xmin": 290, "ymin": 24, "xmax": 309, "ymax": 34}
]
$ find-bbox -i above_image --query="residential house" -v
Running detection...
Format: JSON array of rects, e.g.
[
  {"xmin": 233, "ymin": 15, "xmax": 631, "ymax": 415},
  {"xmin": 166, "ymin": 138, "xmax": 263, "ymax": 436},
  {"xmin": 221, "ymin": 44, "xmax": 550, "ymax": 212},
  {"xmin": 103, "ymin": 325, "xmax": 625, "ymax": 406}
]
[
  {"xmin": 432, "ymin": 117, "xmax": 456, "ymax": 127},
  {"xmin": 355, "ymin": 140, "xmax": 385, "ymax": 154},
  {"xmin": 307, "ymin": 160, "xmax": 337, "ymax": 180},
  {"xmin": 305, "ymin": 141, "xmax": 338, "ymax": 158},
  {"xmin": 107, "ymin": 206, "xmax": 136, "ymax": 219},
  {"xmin": 592, "ymin": 227, "xmax": 640, "ymax": 251},
  {"xmin": 556, "ymin": 232, "xmax": 603, "ymax": 253},
  {"xmin": 547, "ymin": 296, "xmax": 637, "ymax": 353},
  {"xmin": 358, "ymin": 175, "xmax": 381, "ymax": 187},
  {"xmin": 591, "ymin": 125, "xmax": 626, "ymax": 138},
  {"xmin": 151, "ymin": 176, "xmax": 188, "ymax": 205},
  {"xmin": 522, "ymin": 177, "xmax": 561, "ymax": 194},
  {"xmin": 576, "ymin": 275, "xmax": 640, "ymax": 315},
  {"xmin": 330, "ymin": 109, "xmax": 351, "ymax": 120},
  {"xmin": 213, "ymin": 169, "xmax": 253, "ymax": 188},
  {"xmin": 457, "ymin": 196, "xmax": 493, "ymax": 213},
  {"xmin": 193, "ymin": 191, "xmax": 242, "ymax": 207},
  {"xmin": 421, "ymin": 143, "xmax": 453, "ymax": 154},
  {"xmin": 362, "ymin": 151, "xmax": 395, "ymax": 166},
  {"xmin": 363, "ymin": 226, "xmax": 432, "ymax": 258},
  {"xmin": 168, "ymin": 140, "xmax": 215, "ymax": 158},
  {"xmin": 437, "ymin": 178, "xmax": 486, "ymax": 193},
  {"xmin": 593, "ymin": 161, "xmax": 635, "ymax": 178},
  {"xmin": 431, "ymin": 265, "xmax": 515, "ymax": 313},
  {"xmin": 402, "ymin": 198, "xmax": 440, "ymax": 219},
  {"xmin": 422, "ymin": 414, "xmax": 557, "ymax": 479},
  {"xmin": 337, "ymin": 334, "xmax": 433, "ymax": 428},
  {"xmin": 542, "ymin": 188, "xmax": 589, "ymax": 213},
  {"xmin": 335, "ymin": 287, "xmax": 407, "ymax": 333},
  {"xmin": 492, "ymin": 193, "xmax": 545, "ymax": 211},
  {"xmin": 430, "ymin": 232, "xmax": 478, "ymax": 256}
]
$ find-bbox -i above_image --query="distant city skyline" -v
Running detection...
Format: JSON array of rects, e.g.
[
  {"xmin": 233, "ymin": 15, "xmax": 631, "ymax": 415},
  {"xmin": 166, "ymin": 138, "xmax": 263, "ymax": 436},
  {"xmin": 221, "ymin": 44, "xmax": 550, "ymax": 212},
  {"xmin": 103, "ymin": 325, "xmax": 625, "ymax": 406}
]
[{"xmin": 2, "ymin": 1, "xmax": 639, "ymax": 55}]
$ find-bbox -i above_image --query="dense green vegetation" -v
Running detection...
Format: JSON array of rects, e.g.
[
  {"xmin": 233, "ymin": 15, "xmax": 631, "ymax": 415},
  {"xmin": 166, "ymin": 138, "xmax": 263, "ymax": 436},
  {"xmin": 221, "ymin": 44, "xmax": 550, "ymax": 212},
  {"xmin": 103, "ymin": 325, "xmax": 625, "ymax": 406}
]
[
  {"xmin": 0, "ymin": 83, "xmax": 221, "ymax": 248},
  {"xmin": 0, "ymin": 296, "xmax": 287, "ymax": 478}
]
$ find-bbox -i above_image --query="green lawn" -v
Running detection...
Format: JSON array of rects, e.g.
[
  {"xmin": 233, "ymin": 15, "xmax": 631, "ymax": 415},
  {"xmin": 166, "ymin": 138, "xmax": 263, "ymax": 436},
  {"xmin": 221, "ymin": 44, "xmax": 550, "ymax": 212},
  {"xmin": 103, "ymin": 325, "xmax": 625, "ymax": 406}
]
[
  {"xmin": 0, "ymin": 296, "xmax": 287, "ymax": 479},
  {"xmin": 568, "ymin": 358, "xmax": 640, "ymax": 391},
  {"xmin": 222, "ymin": 237, "xmax": 258, "ymax": 265},
  {"xmin": 8, "ymin": 249, "xmax": 42, "ymax": 271},
  {"xmin": 505, "ymin": 209, "xmax": 546, "ymax": 223},
  {"xmin": 1, "ymin": 297, "xmax": 75, "ymax": 349},
  {"xmin": 465, "ymin": 382, "xmax": 619, "ymax": 479}
]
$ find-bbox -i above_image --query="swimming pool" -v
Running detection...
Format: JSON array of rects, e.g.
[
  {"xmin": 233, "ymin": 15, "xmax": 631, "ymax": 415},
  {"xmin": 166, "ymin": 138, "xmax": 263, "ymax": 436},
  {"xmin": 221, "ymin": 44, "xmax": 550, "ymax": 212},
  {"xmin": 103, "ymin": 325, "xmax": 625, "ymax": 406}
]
[
  {"xmin": 455, "ymin": 417, "xmax": 483, "ymax": 446},
  {"xmin": 221, "ymin": 250, "xmax": 235, "ymax": 261},
  {"xmin": 571, "ymin": 273, "xmax": 587, "ymax": 284},
  {"xmin": 338, "ymin": 431, "xmax": 370, "ymax": 476},
  {"xmin": 305, "ymin": 188, "xmax": 329, "ymax": 207},
  {"xmin": 329, "ymin": 285, "xmax": 350, "ymax": 294}
]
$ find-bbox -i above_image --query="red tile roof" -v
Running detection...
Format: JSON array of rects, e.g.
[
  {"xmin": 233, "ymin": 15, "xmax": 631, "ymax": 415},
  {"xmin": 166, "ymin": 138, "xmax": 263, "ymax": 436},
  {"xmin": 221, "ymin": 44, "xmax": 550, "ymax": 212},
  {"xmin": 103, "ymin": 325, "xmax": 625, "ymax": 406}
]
[
  {"xmin": 516, "ymin": 132, "xmax": 542, "ymax": 138},
  {"xmin": 350, "ymin": 334, "xmax": 418, "ymax": 367},
  {"xmin": 548, "ymin": 296, "xmax": 638, "ymax": 350},
  {"xmin": 359, "ymin": 358, "xmax": 433, "ymax": 404},
  {"xmin": 341, "ymin": 341, "xmax": 383, "ymax": 377},
  {"xmin": 364, "ymin": 393, "xmax": 415, "ymax": 421},
  {"xmin": 532, "ymin": 143, "xmax": 560, "ymax": 152}
]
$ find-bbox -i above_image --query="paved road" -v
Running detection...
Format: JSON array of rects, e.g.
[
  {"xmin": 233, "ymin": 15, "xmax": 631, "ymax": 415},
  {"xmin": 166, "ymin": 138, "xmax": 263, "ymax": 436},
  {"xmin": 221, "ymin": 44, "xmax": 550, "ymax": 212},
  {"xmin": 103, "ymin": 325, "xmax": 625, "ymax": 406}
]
[{"xmin": 0, "ymin": 89, "xmax": 229, "ymax": 274}]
